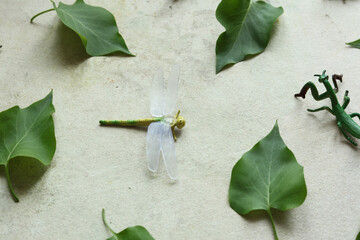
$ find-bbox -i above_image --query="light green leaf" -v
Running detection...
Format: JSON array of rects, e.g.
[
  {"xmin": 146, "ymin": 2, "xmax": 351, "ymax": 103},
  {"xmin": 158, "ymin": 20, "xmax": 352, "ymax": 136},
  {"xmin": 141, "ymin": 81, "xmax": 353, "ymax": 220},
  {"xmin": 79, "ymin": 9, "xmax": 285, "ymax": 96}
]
[
  {"xmin": 346, "ymin": 39, "xmax": 360, "ymax": 49},
  {"xmin": 0, "ymin": 91, "xmax": 56, "ymax": 202},
  {"xmin": 102, "ymin": 209, "xmax": 155, "ymax": 240},
  {"xmin": 215, "ymin": 0, "xmax": 283, "ymax": 73},
  {"xmin": 31, "ymin": 0, "xmax": 133, "ymax": 56},
  {"xmin": 229, "ymin": 121, "xmax": 306, "ymax": 240}
]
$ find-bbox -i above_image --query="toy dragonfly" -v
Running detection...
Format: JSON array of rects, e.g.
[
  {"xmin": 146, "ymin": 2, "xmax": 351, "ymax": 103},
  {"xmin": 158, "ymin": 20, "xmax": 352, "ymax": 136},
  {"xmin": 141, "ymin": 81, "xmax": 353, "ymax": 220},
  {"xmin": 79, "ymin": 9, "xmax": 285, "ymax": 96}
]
[
  {"xmin": 100, "ymin": 65, "xmax": 185, "ymax": 179},
  {"xmin": 295, "ymin": 70, "xmax": 360, "ymax": 146}
]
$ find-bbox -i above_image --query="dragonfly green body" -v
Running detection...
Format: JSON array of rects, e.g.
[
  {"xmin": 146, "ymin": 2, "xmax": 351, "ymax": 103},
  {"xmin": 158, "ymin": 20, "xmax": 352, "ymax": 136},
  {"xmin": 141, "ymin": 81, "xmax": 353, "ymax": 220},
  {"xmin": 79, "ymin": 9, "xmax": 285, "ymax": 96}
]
[
  {"xmin": 100, "ymin": 117, "xmax": 162, "ymax": 127},
  {"xmin": 295, "ymin": 70, "xmax": 360, "ymax": 146},
  {"xmin": 100, "ymin": 110, "xmax": 186, "ymax": 141}
]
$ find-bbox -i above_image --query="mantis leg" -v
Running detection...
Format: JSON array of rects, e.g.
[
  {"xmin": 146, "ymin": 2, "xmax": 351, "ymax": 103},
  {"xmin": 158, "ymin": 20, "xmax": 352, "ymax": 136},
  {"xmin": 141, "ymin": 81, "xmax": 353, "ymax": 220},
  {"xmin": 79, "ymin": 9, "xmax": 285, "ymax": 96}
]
[
  {"xmin": 294, "ymin": 81, "xmax": 329, "ymax": 100},
  {"xmin": 342, "ymin": 90, "xmax": 350, "ymax": 109},
  {"xmin": 349, "ymin": 113, "xmax": 360, "ymax": 121},
  {"xmin": 332, "ymin": 74, "xmax": 343, "ymax": 93},
  {"xmin": 307, "ymin": 106, "xmax": 334, "ymax": 115},
  {"xmin": 337, "ymin": 122, "xmax": 357, "ymax": 146}
]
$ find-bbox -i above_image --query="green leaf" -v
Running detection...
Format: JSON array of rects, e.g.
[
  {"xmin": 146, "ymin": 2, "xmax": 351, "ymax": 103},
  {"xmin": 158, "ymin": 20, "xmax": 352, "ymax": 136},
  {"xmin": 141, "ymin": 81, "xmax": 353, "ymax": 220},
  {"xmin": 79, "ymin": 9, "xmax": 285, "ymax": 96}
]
[
  {"xmin": 229, "ymin": 121, "xmax": 306, "ymax": 240},
  {"xmin": 356, "ymin": 232, "xmax": 360, "ymax": 240},
  {"xmin": 0, "ymin": 91, "xmax": 56, "ymax": 202},
  {"xmin": 346, "ymin": 39, "xmax": 360, "ymax": 49},
  {"xmin": 215, "ymin": 0, "xmax": 283, "ymax": 73},
  {"xmin": 31, "ymin": 0, "xmax": 133, "ymax": 56},
  {"xmin": 102, "ymin": 209, "xmax": 155, "ymax": 240}
]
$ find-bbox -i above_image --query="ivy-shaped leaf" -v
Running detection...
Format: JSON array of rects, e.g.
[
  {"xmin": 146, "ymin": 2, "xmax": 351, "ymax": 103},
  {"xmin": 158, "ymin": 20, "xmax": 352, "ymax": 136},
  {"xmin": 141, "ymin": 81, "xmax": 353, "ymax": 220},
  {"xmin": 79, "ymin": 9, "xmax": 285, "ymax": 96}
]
[
  {"xmin": 0, "ymin": 91, "xmax": 56, "ymax": 202},
  {"xmin": 31, "ymin": 0, "xmax": 133, "ymax": 56},
  {"xmin": 346, "ymin": 39, "xmax": 360, "ymax": 49},
  {"xmin": 229, "ymin": 121, "xmax": 307, "ymax": 240},
  {"xmin": 215, "ymin": 0, "xmax": 283, "ymax": 73},
  {"xmin": 102, "ymin": 209, "xmax": 155, "ymax": 240}
]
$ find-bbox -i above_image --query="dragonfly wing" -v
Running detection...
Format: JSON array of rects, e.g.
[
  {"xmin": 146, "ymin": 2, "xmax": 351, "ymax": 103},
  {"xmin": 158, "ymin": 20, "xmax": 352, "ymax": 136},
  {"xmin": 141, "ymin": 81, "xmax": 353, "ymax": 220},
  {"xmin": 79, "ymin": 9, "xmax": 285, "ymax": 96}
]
[
  {"xmin": 146, "ymin": 122, "xmax": 163, "ymax": 172},
  {"xmin": 163, "ymin": 64, "xmax": 180, "ymax": 115},
  {"xmin": 161, "ymin": 124, "xmax": 177, "ymax": 179},
  {"xmin": 150, "ymin": 68, "xmax": 164, "ymax": 117}
]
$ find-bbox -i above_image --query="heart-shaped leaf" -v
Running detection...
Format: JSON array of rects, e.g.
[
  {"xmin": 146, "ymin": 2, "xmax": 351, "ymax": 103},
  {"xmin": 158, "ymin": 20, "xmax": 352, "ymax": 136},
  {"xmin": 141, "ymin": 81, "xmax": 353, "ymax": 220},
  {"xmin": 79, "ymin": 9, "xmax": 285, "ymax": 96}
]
[
  {"xmin": 0, "ymin": 91, "xmax": 56, "ymax": 202},
  {"xmin": 31, "ymin": 0, "xmax": 133, "ymax": 56},
  {"xmin": 215, "ymin": 0, "xmax": 283, "ymax": 73},
  {"xmin": 102, "ymin": 209, "xmax": 155, "ymax": 240},
  {"xmin": 229, "ymin": 121, "xmax": 307, "ymax": 240},
  {"xmin": 346, "ymin": 39, "xmax": 360, "ymax": 49}
]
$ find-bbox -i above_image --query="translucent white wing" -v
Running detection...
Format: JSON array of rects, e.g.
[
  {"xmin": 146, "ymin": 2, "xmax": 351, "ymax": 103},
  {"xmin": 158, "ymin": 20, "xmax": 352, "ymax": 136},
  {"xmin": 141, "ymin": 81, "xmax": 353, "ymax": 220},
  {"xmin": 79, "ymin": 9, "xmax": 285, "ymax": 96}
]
[
  {"xmin": 146, "ymin": 122, "xmax": 163, "ymax": 172},
  {"xmin": 163, "ymin": 64, "xmax": 180, "ymax": 115},
  {"xmin": 160, "ymin": 124, "xmax": 177, "ymax": 179},
  {"xmin": 150, "ymin": 68, "xmax": 164, "ymax": 117}
]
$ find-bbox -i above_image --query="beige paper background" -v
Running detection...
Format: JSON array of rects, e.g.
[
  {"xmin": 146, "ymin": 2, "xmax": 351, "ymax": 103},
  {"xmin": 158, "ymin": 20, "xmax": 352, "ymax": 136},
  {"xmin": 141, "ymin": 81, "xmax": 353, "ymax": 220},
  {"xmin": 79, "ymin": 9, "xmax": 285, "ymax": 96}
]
[{"xmin": 0, "ymin": 0, "xmax": 359, "ymax": 239}]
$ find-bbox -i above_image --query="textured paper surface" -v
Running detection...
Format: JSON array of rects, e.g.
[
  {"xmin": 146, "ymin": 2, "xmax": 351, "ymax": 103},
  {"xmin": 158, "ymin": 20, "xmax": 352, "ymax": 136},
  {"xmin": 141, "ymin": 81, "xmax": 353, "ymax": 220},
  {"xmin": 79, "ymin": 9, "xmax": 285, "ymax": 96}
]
[{"xmin": 0, "ymin": 0, "xmax": 359, "ymax": 239}]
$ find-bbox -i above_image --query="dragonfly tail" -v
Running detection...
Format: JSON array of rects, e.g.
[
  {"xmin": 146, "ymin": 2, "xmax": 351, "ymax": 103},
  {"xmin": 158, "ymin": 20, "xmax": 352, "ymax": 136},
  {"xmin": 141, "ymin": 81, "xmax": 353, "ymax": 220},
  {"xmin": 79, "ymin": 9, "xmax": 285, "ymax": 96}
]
[{"xmin": 99, "ymin": 118, "xmax": 161, "ymax": 127}]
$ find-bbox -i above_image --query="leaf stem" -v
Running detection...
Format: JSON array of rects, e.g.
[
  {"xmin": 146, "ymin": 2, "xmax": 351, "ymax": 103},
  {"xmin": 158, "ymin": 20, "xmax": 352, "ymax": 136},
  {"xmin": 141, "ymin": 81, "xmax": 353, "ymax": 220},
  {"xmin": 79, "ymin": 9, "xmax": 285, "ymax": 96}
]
[
  {"xmin": 267, "ymin": 209, "xmax": 279, "ymax": 240},
  {"xmin": 5, "ymin": 164, "xmax": 19, "ymax": 202},
  {"xmin": 102, "ymin": 208, "xmax": 117, "ymax": 235},
  {"xmin": 30, "ymin": 8, "xmax": 55, "ymax": 23}
]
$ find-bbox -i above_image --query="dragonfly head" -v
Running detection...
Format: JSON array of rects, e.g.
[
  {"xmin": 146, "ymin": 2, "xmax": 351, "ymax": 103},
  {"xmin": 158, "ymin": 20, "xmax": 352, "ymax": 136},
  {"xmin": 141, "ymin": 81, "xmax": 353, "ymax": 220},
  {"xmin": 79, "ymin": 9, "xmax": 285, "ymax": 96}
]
[{"xmin": 175, "ymin": 116, "xmax": 186, "ymax": 129}]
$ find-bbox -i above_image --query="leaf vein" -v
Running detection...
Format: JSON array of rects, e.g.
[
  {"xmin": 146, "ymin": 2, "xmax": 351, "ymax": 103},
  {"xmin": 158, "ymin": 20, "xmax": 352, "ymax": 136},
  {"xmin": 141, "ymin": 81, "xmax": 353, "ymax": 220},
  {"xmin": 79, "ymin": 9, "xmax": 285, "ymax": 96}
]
[{"xmin": 5, "ymin": 103, "xmax": 48, "ymax": 164}]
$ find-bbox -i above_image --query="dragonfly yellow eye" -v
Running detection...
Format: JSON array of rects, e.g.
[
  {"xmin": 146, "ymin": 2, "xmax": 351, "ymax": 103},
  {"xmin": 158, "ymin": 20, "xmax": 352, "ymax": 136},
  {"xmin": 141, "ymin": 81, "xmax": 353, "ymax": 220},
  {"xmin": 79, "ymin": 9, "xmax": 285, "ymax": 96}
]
[{"xmin": 176, "ymin": 116, "xmax": 186, "ymax": 129}]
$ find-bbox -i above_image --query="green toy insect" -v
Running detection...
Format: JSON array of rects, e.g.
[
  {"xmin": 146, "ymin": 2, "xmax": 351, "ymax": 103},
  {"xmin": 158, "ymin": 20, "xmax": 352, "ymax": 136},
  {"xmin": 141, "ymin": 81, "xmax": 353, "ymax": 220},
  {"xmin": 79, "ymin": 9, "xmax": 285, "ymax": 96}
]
[{"xmin": 295, "ymin": 70, "xmax": 360, "ymax": 146}]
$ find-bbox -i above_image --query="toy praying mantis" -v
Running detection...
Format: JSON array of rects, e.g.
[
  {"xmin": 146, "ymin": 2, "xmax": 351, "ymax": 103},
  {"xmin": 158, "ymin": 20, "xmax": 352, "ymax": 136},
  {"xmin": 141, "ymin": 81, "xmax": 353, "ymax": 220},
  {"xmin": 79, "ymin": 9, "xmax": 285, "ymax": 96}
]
[
  {"xmin": 99, "ymin": 65, "xmax": 185, "ymax": 179},
  {"xmin": 295, "ymin": 70, "xmax": 360, "ymax": 146}
]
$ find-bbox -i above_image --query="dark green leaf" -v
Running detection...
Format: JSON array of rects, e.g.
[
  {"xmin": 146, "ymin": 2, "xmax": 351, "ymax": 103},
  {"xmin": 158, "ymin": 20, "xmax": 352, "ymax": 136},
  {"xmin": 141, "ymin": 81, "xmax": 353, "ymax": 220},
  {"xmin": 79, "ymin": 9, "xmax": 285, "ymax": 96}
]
[
  {"xmin": 102, "ymin": 209, "xmax": 155, "ymax": 240},
  {"xmin": 215, "ymin": 0, "xmax": 283, "ymax": 73},
  {"xmin": 32, "ymin": 0, "xmax": 133, "ymax": 56},
  {"xmin": 229, "ymin": 121, "xmax": 306, "ymax": 240},
  {"xmin": 0, "ymin": 91, "xmax": 56, "ymax": 202},
  {"xmin": 356, "ymin": 231, "xmax": 360, "ymax": 240},
  {"xmin": 346, "ymin": 39, "xmax": 360, "ymax": 49}
]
